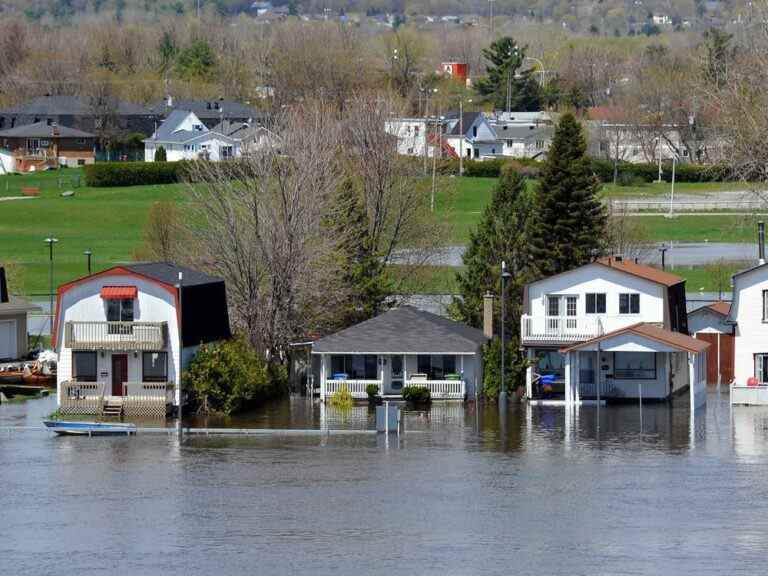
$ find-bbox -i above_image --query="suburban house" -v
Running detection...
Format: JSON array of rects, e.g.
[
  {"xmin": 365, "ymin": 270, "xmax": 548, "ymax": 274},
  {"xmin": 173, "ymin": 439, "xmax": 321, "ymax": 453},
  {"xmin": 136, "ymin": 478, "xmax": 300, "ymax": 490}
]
[
  {"xmin": 521, "ymin": 256, "xmax": 708, "ymax": 406},
  {"xmin": 442, "ymin": 111, "xmax": 501, "ymax": 159},
  {"xmin": 144, "ymin": 110, "xmax": 241, "ymax": 162},
  {"xmin": 53, "ymin": 263, "xmax": 230, "ymax": 417},
  {"xmin": 211, "ymin": 119, "xmax": 281, "ymax": 155},
  {"xmin": 0, "ymin": 122, "xmax": 96, "ymax": 173},
  {"xmin": 688, "ymin": 301, "xmax": 734, "ymax": 385},
  {"xmin": 311, "ymin": 306, "xmax": 487, "ymax": 401},
  {"xmin": 149, "ymin": 96, "xmax": 262, "ymax": 130},
  {"xmin": 728, "ymin": 260, "xmax": 768, "ymax": 391},
  {"xmin": 487, "ymin": 111, "xmax": 554, "ymax": 159},
  {"xmin": 0, "ymin": 95, "xmax": 156, "ymax": 137},
  {"xmin": 0, "ymin": 267, "xmax": 40, "ymax": 361},
  {"xmin": 384, "ymin": 117, "xmax": 430, "ymax": 157}
]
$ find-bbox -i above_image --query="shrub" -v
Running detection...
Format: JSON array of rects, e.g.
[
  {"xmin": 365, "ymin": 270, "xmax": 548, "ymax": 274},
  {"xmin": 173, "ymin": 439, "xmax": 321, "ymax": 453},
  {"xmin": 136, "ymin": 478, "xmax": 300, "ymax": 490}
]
[
  {"xmin": 154, "ymin": 146, "xmax": 167, "ymax": 162},
  {"xmin": 402, "ymin": 385, "xmax": 431, "ymax": 404},
  {"xmin": 617, "ymin": 172, "xmax": 646, "ymax": 187},
  {"xmin": 184, "ymin": 336, "xmax": 284, "ymax": 415},
  {"xmin": 329, "ymin": 385, "xmax": 353, "ymax": 408},
  {"xmin": 84, "ymin": 160, "xmax": 186, "ymax": 187},
  {"xmin": 366, "ymin": 383, "xmax": 380, "ymax": 398}
]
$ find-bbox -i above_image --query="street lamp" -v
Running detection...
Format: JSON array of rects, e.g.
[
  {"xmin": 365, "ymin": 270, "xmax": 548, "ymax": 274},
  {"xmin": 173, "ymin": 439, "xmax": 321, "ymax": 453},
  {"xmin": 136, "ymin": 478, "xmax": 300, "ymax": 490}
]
[
  {"xmin": 44, "ymin": 236, "xmax": 58, "ymax": 333},
  {"xmin": 666, "ymin": 154, "xmax": 678, "ymax": 218},
  {"xmin": 658, "ymin": 243, "xmax": 669, "ymax": 270},
  {"xmin": 499, "ymin": 260, "xmax": 512, "ymax": 405},
  {"xmin": 83, "ymin": 249, "xmax": 92, "ymax": 274}
]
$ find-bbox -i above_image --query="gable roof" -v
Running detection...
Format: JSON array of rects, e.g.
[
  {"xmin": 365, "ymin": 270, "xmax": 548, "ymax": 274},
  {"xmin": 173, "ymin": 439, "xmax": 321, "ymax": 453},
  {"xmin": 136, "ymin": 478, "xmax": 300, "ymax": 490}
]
[
  {"xmin": 0, "ymin": 95, "xmax": 152, "ymax": 117},
  {"xmin": 0, "ymin": 121, "xmax": 95, "ymax": 139},
  {"xmin": 690, "ymin": 301, "xmax": 731, "ymax": 317},
  {"xmin": 561, "ymin": 322, "xmax": 709, "ymax": 354},
  {"xmin": 444, "ymin": 111, "xmax": 484, "ymax": 137},
  {"xmin": 150, "ymin": 98, "xmax": 260, "ymax": 120},
  {"xmin": 312, "ymin": 306, "xmax": 487, "ymax": 354}
]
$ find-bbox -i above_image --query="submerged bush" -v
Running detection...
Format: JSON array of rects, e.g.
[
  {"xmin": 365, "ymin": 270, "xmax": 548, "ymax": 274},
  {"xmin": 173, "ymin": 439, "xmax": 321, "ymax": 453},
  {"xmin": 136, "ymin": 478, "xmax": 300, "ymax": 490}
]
[
  {"xmin": 329, "ymin": 385, "xmax": 353, "ymax": 409},
  {"xmin": 184, "ymin": 336, "xmax": 284, "ymax": 415},
  {"xmin": 402, "ymin": 385, "xmax": 431, "ymax": 404},
  {"xmin": 366, "ymin": 383, "xmax": 380, "ymax": 398}
]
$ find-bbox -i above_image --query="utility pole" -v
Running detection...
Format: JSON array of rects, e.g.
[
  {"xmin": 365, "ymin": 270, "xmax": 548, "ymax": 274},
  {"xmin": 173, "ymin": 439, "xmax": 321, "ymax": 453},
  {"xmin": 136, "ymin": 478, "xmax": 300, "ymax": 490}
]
[
  {"xmin": 176, "ymin": 271, "xmax": 184, "ymax": 433},
  {"xmin": 44, "ymin": 237, "xmax": 58, "ymax": 335},
  {"xmin": 499, "ymin": 261, "xmax": 511, "ymax": 406},
  {"xmin": 431, "ymin": 115, "xmax": 441, "ymax": 212}
]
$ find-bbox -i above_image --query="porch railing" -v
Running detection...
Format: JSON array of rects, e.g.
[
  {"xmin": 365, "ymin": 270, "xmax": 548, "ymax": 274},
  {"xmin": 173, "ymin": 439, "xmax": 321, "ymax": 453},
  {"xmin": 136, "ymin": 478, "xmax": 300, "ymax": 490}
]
[
  {"xmin": 521, "ymin": 315, "xmax": 604, "ymax": 343},
  {"xmin": 324, "ymin": 379, "xmax": 380, "ymax": 399},
  {"xmin": 60, "ymin": 381, "xmax": 105, "ymax": 415},
  {"xmin": 64, "ymin": 321, "xmax": 167, "ymax": 351},
  {"xmin": 123, "ymin": 382, "xmax": 174, "ymax": 417},
  {"xmin": 405, "ymin": 380, "xmax": 465, "ymax": 399}
]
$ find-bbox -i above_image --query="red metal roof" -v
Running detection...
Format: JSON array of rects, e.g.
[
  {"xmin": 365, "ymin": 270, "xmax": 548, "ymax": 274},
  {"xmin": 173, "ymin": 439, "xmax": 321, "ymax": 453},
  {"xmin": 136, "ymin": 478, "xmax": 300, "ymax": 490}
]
[
  {"xmin": 100, "ymin": 285, "xmax": 138, "ymax": 300},
  {"xmin": 561, "ymin": 322, "xmax": 710, "ymax": 354}
]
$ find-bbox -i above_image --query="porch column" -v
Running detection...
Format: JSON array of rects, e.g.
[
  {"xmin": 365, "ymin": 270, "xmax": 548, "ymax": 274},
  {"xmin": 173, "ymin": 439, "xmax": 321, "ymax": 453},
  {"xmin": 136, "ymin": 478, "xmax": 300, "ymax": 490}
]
[
  {"xmin": 564, "ymin": 352, "xmax": 572, "ymax": 406},
  {"xmin": 525, "ymin": 348, "xmax": 534, "ymax": 399},
  {"xmin": 688, "ymin": 352, "xmax": 695, "ymax": 412},
  {"xmin": 573, "ymin": 351, "xmax": 581, "ymax": 406},
  {"xmin": 320, "ymin": 354, "xmax": 326, "ymax": 402}
]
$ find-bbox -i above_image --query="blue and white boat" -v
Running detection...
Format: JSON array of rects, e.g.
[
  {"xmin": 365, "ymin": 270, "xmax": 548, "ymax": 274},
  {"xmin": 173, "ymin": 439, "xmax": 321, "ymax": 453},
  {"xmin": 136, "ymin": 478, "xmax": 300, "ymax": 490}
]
[{"xmin": 42, "ymin": 420, "xmax": 136, "ymax": 436}]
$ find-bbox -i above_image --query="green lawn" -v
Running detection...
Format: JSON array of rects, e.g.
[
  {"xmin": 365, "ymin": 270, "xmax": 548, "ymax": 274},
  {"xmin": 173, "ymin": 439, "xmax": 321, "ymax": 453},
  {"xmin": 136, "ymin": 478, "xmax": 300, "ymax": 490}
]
[
  {"xmin": 637, "ymin": 214, "xmax": 764, "ymax": 243},
  {"xmin": 671, "ymin": 265, "xmax": 744, "ymax": 293},
  {"xmin": 0, "ymin": 168, "xmax": 86, "ymax": 197},
  {"xmin": 2, "ymin": 172, "xmax": 185, "ymax": 295}
]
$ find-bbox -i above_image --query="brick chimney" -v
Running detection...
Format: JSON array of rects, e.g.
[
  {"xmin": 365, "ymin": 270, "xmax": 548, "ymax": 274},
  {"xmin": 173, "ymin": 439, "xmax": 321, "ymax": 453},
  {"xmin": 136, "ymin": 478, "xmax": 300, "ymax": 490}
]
[{"xmin": 483, "ymin": 292, "xmax": 494, "ymax": 338}]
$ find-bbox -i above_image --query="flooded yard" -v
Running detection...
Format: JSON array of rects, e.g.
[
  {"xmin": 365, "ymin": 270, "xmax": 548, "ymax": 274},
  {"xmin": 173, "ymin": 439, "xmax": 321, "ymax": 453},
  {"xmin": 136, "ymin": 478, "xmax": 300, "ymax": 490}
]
[{"xmin": 2, "ymin": 390, "xmax": 768, "ymax": 575}]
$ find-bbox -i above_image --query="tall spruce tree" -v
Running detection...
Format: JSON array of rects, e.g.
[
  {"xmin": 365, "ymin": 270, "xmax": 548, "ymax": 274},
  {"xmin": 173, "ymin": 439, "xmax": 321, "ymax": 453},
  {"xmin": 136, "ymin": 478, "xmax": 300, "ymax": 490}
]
[
  {"xmin": 529, "ymin": 113, "xmax": 606, "ymax": 278},
  {"xmin": 450, "ymin": 167, "xmax": 535, "ymax": 397},
  {"xmin": 475, "ymin": 37, "xmax": 541, "ymax": 112},
  {"xmin": 327, "ymin": 179, "xmax": 391, "ymax": 328}
]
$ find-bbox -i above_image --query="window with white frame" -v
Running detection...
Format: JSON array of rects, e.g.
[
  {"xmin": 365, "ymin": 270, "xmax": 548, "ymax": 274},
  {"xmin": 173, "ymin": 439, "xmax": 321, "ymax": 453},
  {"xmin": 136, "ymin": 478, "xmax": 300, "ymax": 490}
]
[
  {"xmin": 614, "ymin": 352, "xmax": 656, "ymax": 379},
  {"xmin": 619, "ymin": 293, "xmax": 640, "ymax": 314},
  {"xmin": 756, "ymin": 354, "xmax": 768, "ymax": 383},
  {"xmin": 586, "ymin": 293, "xmax": 606, "ymax": 314}
]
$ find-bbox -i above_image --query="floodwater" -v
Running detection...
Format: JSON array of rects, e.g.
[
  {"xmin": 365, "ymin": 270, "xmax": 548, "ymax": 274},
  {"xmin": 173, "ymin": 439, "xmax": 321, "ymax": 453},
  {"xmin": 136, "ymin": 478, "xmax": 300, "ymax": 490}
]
[{"xmin": 2, "ymin": 390, "xmax": 768, "ymax": 575}]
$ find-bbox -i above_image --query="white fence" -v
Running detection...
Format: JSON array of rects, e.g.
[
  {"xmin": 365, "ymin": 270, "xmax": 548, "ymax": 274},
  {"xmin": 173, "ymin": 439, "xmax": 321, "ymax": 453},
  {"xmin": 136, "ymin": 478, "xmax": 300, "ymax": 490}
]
[
  {"xmin": 405, "ymin": 380, "xmax": 465, "ymax": 399},
  {"xmin": 324, "ymin": 379, "xmax": 380, "ymax": 399},
  {"xmin": 521, "ymin": 315, "xmax": 603, "ymax": 343},
  {"xmin": 611, "ymin": 199, "xmax": 768, "ymax": 213}
]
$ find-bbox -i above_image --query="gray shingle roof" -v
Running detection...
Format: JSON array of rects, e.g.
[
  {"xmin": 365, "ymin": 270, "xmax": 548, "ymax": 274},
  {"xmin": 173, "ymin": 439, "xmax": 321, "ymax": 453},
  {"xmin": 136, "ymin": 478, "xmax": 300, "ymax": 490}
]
[
  {"xmin": 150, "ymin": 99, "xmax": 260, "ymax": 120},
  {"xmin": 125, "ymin": 262, "xmax": 224, "ymax": 287},
  {"xmin": 0, "ymin": 95, "xmax": 152, "ymax": 116},
  {"xmin": 489, "ymin": 122, "xmax": 552, "ymax": 141},
  {"xmin": 0, "ymin": 295, "xmax": 41, "ymax": 315},
  {"xmin": 312, "ymin": 306, "xmax": 487, "ymax": 354},
  {"xmin": 0, "ymin": 121, "xmax": 95, "ymax": 138},
  {"xmin": 444, "ymin": 111, "xmax": 483, "ymax": 136}
]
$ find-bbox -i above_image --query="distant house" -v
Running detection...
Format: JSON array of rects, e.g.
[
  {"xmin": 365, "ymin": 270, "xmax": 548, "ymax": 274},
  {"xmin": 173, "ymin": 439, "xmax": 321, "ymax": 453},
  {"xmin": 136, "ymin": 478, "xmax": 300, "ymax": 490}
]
[
  {"xmin": 54, "ymin": 263, "xmax": 230, "ymax": 416},
  {"xmin": 144, "ymin": 110, "xmax": 241, "ymax": 162},
  {"xmin": 384, "ymin": 117, "xmax": 430, "ymax": 157},
  {"xmin": 0, "ymin": 121, "xmax": 96, "ymax": 173},
  {"xmin": 211, "ymin": 120, "xmax": 281, "ymax": 155},
  {"xmin": 521, "ymin": 256, "xmax": 708, "ymax": 406},
  {"xmin": 442, "ymin": 111, "xmax": 501, "ymax": 159},
  {"xmin": 0, "ymin": 267, "xmax": 40, "ymax": 361},
  {"xmin": 0, "ymin": 95, "xmax": 156, "ymax": 137},
  {"xmin": 311, "ymin": 306, "xmax": 487, "ymax": 401},
  {"xmin": 488, "ymin": 112, "xmax": 554, "ymax": 159},
  {"xmin": 149, "ymin": 96, "xmax": 262, "ymax": 130}
]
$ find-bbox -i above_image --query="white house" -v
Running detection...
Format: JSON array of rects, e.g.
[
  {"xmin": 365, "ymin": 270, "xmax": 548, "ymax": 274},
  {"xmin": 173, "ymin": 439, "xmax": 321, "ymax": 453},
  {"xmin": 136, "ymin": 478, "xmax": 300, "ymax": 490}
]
[
  {"xmin": 487, "ymin": 111, "xmax": 554, "ymax": 159},
  {"xmin": 144, "ymin": 110, "xmax": 241, "ymax": 162},
  {"xmin": 311, "ymin": 306, "xmax": 487, "ymax": 401},
  {"xmin": 442, "ymin": 111, "xmax": 501, "ymax": 160},
  {"xmin": 521, "ymin": 256, "xmax": 708, "ymax": 406},
  {"xmin": 0, "ymin": 266, "xmax": 40, "ymax": 361},
  {"xmin": 728, "ymin": 263, "xmax": 768, "ymax": 391},
  {"xmin": 53, "ymin": 263, "xmax": 230, "ymax": 417},
  {"xmin": 384, "ymin": 117, "xmax": 430, "ymax": 157}
]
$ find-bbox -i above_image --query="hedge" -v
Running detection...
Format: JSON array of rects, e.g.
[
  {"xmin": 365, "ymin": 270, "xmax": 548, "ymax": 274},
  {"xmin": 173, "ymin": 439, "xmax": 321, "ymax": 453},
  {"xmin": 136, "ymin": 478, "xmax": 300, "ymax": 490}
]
[{"xmin": 83, "ymin": 161, "xmax": 187, "ymax": 187}]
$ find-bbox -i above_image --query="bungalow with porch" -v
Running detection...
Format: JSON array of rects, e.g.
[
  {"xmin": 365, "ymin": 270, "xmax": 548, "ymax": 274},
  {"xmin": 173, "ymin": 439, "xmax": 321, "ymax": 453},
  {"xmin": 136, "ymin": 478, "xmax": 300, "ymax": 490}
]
[
  {"xmin": 312, "ymin": 306, "xmax": 487, "ymax": 401},
  {"xmin": 53, "ymin": 263, "xmax": 230, "ymax": 417},
  {"xmin": 521, "ymin": 256, "xmax": 708, "ymax": 406}
]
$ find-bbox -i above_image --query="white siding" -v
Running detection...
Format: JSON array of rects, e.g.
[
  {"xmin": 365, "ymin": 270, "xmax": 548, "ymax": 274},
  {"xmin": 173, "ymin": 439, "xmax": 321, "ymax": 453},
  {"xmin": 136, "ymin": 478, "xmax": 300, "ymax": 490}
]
[
  {"xmin": 527, "ymin": 263, "xmax": 666, "ymax": 333},
  {"xmin": 688, "ymin": 308, "xmax": 731, "ymax": 335},
  {"xmin": 732, "ymin": 268, "xmax": 768, "ymax": 385},
  {"xmin": 55, "ymin": 274, "xmax": 180, "ymax": 404}
]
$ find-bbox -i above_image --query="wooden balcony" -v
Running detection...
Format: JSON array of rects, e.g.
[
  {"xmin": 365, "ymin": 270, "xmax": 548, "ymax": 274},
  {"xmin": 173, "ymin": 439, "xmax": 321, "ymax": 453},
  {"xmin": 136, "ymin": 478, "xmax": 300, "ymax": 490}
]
[
  {"xmin": 521, "ymin": 315, "xmax": 604, "ymax": 344},
  {"xmin": 64, "ymin": 321, "xmax": 167, "ymax": 351}
]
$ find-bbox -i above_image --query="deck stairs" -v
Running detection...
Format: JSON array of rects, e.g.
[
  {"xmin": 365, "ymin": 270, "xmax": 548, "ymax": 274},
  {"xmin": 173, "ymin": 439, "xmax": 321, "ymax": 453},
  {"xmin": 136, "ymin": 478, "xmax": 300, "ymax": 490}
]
[{"xmin": 102, "ymin": 400, "xmax": 124, "ymax": 417}]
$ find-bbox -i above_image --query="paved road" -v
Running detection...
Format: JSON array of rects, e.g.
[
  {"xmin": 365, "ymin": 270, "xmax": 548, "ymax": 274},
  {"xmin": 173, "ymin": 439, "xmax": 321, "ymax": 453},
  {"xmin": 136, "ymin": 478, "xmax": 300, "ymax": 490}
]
[{"xmin": 394, "ymin": 242, "xmax": 758, "ymax": 268}]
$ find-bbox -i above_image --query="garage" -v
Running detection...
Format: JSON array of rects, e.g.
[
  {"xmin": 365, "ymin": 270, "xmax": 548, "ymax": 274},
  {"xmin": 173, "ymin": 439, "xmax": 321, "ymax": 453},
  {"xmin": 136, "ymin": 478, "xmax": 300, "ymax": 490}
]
[
  {"xmin": 0, "ymin": 266, "xmax": 41, "ymax": 361},
  {"xmin": 688, "ymin": 302, "xmax": 735, "ymax": 385}
]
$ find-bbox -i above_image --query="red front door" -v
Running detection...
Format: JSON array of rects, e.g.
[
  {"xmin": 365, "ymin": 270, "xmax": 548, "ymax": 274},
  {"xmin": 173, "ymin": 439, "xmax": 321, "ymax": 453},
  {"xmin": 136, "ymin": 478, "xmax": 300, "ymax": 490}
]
[{"xmin": 111, "ymin": 354, "xmax": 128, "ymax": 396}]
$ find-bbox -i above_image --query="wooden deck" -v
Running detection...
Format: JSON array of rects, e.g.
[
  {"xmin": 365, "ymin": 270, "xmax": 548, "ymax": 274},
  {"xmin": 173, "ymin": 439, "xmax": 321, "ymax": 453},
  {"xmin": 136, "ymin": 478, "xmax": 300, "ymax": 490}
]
[{"xmin": 60, "ymin": 381, "xmax": 173, "ymax": 417}]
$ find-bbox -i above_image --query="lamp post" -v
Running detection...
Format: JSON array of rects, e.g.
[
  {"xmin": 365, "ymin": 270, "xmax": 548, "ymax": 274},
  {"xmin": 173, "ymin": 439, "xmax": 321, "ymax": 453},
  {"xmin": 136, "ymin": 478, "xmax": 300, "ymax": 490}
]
[
  {"xmin": 499, "ymin": 260, "xmax": 512, "ymax": 405},
  {"xmin": 658, "ymin": 243, "xmax": 668, "ymax": 270},
  {"xmin": 83, "ymin": 249, "xmax": 92, "ymax": 274},
  {"xmin": 44, "ymin": 236, "xmax": 58, "ymax": 333},
  {"xmin": 667, "ymin": 155, "xmax": 678, "ymax": 218}
]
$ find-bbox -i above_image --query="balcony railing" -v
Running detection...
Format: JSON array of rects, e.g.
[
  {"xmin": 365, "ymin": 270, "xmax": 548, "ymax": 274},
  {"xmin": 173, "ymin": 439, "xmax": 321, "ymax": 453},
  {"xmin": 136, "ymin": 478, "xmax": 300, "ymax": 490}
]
[
  {"xmin": 322, "ymin": 379, "xmax": 465, "ymax": 400},
  {"xmin": 521, "ymin": 315, "xmax": 604, "ymax": 343},
  {"xmin": 64, "ymin": 321, "xmax": 167, "ymax": 351}
]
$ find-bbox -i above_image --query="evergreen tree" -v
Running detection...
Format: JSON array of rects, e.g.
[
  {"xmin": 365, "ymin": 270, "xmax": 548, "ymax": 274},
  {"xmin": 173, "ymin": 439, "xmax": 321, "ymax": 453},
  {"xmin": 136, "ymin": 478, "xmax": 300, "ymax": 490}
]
[
  {"xmin": 475, "ymin": 37, "xmax": 541, "ymax": 112},
  {"xmin": 529, "ymin": 113, "xmax": 606, "ymax": 278},
  {"xmin": 450, "ymin": 167, "xmax": 535, "ymax": 397},
  {"xmin": 327, "ymin": 179, "xmax": 391, "ymax": 328},
  {"xmin": 154, "ymin": 145, "xmax": 167, "ymax": 162}
]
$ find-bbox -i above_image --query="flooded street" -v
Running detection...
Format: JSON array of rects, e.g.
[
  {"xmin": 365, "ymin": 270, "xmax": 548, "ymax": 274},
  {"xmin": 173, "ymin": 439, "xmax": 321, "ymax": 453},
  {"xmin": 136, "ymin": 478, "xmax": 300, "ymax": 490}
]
[{"xmin": 2, "ymin": 390, "xmax": 768, "ymax": 575}]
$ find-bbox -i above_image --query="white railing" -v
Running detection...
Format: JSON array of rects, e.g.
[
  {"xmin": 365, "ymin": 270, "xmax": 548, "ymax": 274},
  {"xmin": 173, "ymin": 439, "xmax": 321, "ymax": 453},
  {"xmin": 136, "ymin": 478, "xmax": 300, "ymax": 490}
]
[
  {"xmin": 611, "ymin": 198, "xmax": 768, "ymax": 213},
  {"xmin": 60, "ymin": 381, "xmax": 105, "ymax": 415},
  {"xmin": 325, "ymin": 379, "xmax": 381, "ymax": 399},
  {"xmin": 521, "ymin": 315, "xmax": 603, "ymax": 343},
  {"xmin": 65, "ymin": 321, "xmax": 166, "ymax": 351},
  {"xmin": 123, "ymin": 382, "xmax": 174, "ymax": 417},
  {"xmin": 405, "ymin": 380, "xmax": 465, "ymax": 399}
]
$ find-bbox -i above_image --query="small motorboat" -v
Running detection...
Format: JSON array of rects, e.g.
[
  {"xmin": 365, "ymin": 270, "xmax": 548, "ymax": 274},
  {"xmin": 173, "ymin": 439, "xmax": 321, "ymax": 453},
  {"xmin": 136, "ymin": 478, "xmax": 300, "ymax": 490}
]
[{"xmin": 43, "ymin": 420, "xmax": 137, "ymax": 436}]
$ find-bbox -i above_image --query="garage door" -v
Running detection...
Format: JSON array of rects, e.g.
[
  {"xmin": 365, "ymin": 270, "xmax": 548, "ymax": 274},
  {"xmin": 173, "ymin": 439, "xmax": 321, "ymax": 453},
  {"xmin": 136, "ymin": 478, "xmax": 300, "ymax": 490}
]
[
  {"xmin": 695, "ymin": 332, "xmax": 735, "ymax": 385},
  {"xmin": 0, "ymin": 319, "xmax": 16, "ymax": 360}
]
